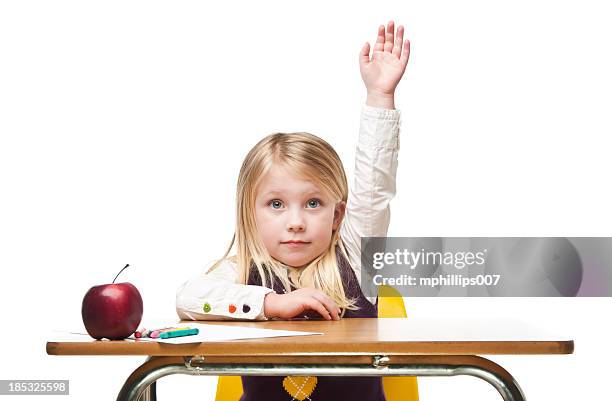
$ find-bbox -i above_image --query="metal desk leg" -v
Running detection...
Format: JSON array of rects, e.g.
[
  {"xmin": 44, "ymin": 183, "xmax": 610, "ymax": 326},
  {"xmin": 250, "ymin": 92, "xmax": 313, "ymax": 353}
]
[
  {"xmin": 117, "ymin": 355, "xmax": 526, "ymax": 401},
  {"xmin": 134, "ymin": 356, "xmax": 158, "ymax": 401},
  {"xmin": 136, "ymin": 381, "xmax": 156, "ymax": 401},
  {"xmin": 118, "ymin": 356, "xmax": 184, "ymax": 401}
]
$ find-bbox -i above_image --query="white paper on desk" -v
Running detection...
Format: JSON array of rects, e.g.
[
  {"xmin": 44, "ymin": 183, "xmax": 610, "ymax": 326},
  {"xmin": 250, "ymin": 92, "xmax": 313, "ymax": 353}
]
[
  {"xmin": 50, "ymin": 323, "xmax": 322, "ymax": 344},
  {"xmin": 128, "ymin": 322, "xmax": 322, "ymax": 344}
]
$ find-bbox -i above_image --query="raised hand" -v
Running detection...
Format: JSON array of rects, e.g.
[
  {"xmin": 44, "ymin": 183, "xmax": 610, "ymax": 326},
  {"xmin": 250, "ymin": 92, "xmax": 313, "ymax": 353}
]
[{"xmin": 359, "ymin": 21, "xmax": 411, "ymax": 109}]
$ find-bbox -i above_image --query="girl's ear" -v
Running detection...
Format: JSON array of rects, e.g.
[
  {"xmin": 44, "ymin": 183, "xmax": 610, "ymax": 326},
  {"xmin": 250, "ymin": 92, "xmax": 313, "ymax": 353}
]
[{"xmin": 332, "ymin": 201, "xmax": 347, "ymax": 231}]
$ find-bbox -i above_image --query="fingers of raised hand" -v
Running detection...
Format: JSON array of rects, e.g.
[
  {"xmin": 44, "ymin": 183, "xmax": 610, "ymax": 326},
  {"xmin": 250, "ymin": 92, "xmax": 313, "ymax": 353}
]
[
  {"xmin": 374, "ymin": 24, "xmax": 385, "ymax": 53},
  {"xmin": 392, "ymin": 25, "xmax": 404, "ymax": 58},
  {"xmin": 400, "ymin": 39, "xmax": 411, "ymax": 68},
  {"xmin": 384, "ymin": 21, "xmax": 395, "ymax": 53},
  {"xmin": 359, "ymin": 41, "xmax": 371, "ymax": 65}
]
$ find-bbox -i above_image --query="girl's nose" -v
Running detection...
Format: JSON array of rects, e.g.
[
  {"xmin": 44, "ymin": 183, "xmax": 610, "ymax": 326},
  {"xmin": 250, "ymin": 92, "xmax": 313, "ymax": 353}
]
[{"xmin": 287, "ymin": 211, "xmax": 306, "ymax": 232}]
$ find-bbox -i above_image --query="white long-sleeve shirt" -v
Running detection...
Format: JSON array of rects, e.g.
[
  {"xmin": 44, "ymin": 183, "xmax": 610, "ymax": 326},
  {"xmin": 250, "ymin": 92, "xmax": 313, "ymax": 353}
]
[{"xmin": 176, "ymin": 105, "xmax": 401, "ymax": 321}]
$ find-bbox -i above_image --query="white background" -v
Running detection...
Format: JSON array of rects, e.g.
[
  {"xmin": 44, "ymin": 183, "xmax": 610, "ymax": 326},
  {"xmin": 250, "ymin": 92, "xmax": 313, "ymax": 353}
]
[{"xmin": 1, "ymin": 0, "xmax": 611, "ymax": 400}]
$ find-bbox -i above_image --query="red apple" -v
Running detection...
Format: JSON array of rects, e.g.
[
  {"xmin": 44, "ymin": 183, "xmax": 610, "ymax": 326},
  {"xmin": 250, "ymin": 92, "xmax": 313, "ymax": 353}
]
[{"xmin": 81, "ymin": 264, "xmax": 143, "ymax": 340}]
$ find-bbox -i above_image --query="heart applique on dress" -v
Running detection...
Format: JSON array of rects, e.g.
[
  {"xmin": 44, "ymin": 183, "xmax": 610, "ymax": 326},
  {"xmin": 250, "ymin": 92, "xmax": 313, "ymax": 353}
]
[{"xmin": 282, "ymin": 375, "xmax": 318, "ymax": 401}]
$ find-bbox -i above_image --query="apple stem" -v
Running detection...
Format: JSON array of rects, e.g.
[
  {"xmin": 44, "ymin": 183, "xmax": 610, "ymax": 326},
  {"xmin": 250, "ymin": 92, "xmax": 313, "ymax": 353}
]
[{"xmin": 112, "ymin": 264, "xmax": 130, "ymax": 284}]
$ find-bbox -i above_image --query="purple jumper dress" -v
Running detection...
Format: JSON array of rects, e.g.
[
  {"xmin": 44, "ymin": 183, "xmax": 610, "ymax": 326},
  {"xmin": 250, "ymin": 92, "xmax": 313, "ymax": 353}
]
[{"xmin": 239, "ymin": 246, "xmax": 386, "ymax": 401}]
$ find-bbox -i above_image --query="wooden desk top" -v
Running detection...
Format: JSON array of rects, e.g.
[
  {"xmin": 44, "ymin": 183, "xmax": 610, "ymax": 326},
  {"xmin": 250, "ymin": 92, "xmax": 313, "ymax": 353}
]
[{"xmin": 46, "ymin": 318, "xmax": 573, "ymax": 362}]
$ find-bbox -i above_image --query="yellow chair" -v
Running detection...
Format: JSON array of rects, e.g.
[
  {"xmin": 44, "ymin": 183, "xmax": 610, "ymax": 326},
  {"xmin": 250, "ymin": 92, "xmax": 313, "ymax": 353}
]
[
  {"xmin": 214, "ymin": 285, "xmax": 419, "ymax": 401},
  {"xmin": 377, "ymin": 285, "xmax": 420, "ymax": 401}
]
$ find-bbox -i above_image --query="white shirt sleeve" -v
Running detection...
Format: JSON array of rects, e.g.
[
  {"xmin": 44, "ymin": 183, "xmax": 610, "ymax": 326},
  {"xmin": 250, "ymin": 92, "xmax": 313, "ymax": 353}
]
[
  {"xmin": 339, "ymin": 104, "xmax": 402, "ymax": 305},
  {"xmin": 175, "ymin": 260, "xmax": 276, "ymax": 321}
]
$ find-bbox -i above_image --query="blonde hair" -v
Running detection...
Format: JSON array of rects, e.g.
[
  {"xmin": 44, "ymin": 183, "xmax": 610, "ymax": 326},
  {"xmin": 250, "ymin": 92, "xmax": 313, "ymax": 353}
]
[{"xmin": 207, "ymin": 132, "xmax": 360, "ymax": 312}]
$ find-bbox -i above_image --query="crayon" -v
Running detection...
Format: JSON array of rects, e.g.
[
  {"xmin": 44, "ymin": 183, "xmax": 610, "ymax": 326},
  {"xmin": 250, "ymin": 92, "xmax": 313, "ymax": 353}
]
[
  {"xmin": 148, "ymin": 327, "xmax": 179, "ymax": 338},
  {"xmin": 134, "ymin": 328, "xmax": 147, "ymax": 338},
  {"xmin": 159, "ymin": 328, "xmax": 199, "ymax": 339},
  {"xmin": 150, "ymin": 327, "xmax": 186, "ymax": 338}
]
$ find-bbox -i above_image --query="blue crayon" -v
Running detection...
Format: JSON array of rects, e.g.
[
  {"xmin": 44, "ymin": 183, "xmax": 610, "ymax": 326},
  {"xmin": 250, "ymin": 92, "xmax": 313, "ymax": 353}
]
[{"xmin": 159, "ymin": 328, "xmax": 199, "ymax": 339}]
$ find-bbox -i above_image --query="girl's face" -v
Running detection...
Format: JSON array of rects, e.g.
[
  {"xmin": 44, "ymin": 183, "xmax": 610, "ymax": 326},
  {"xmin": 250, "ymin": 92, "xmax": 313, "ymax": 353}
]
[{"xmin": 254, "ymin": 164, "xmax": 345, "ymax": 269}]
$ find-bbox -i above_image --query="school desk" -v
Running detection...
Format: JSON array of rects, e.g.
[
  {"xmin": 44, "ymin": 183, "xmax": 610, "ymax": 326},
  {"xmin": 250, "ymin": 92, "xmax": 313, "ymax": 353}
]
[{"xmin": 46, "ymin": 318, "xmax": 573, "ymax": 401}]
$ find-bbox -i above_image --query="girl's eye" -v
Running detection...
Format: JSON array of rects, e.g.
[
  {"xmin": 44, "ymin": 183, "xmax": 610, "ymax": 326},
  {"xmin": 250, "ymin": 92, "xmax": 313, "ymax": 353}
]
[
  {"xmin": 307, "ymin": 199, "xmax": 321, "ymax": 208},
  {"xmin": 268, "ymin": 199, "xmax": 321, "ymax": 209},
  {"xmin": 269, "ymin": 200, "xmax": 283, "ymax": 209}
]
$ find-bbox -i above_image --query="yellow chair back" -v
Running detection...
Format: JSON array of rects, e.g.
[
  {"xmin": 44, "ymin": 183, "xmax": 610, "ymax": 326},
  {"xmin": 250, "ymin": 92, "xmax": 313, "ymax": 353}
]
[{"xmin": 377, "ymin": 285, "xmax": 420, "ymax": 401}]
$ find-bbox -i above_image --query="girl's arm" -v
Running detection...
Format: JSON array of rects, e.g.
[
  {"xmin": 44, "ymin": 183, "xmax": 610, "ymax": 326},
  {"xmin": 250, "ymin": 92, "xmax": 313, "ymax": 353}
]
[
  {"xmin": 339, "ymin": 21, "xmax": 410, "ymax": 304},
  {"xmin": 176, "ymin": 260, "xmax": 276, "ymax": 321},
  {"xmin": 340, "ymin": 105, "xmax": 401, "ymax": 305},
  {"xmin": 177, "ymin": 261, "xmax": 341, "ymax": 321}
]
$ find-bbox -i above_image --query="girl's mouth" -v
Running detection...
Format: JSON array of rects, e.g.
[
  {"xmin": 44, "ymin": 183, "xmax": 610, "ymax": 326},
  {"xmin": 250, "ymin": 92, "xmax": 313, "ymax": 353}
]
[{"xmin": 281, "ymin": 241, "xmax": 311, "ymax": 247}]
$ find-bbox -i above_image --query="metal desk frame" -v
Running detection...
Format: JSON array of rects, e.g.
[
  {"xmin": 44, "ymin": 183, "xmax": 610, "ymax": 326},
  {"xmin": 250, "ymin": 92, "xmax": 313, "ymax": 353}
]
[{"xmin": 124, "ymin": 354, "xmax": 526, "ymax": 401}]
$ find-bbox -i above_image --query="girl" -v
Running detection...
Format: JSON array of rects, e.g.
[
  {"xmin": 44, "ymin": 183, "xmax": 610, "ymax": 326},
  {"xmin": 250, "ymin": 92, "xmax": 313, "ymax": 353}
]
[{"xmin": 177, "ymin": 21, "xmax": 410, "ymax": 401}]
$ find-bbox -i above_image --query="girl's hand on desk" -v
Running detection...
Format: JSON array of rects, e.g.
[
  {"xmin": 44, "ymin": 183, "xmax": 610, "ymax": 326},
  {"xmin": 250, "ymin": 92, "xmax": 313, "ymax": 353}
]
[
  {"xmin": 264, "ymin": 288, "xmax": 342, "ymax": 321},
  {"xmin": 359, "ymin": 20, "xmax": 411, "ymax": 109}
]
